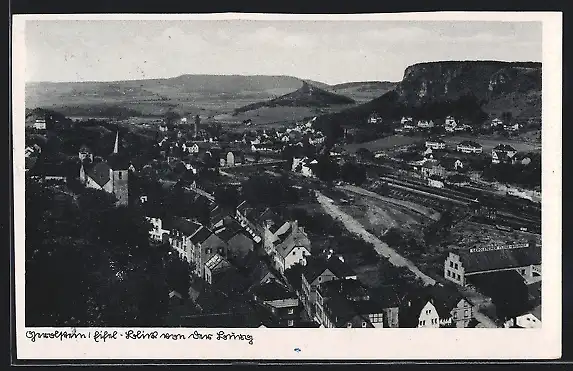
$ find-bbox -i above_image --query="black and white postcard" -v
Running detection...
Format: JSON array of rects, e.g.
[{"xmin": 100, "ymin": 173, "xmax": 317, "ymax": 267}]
[{"xmin": 12, "ymin": 12, "xmax": 562, "ymax": 360}]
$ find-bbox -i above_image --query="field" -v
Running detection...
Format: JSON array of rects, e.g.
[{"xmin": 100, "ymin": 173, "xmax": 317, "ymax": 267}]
[
  {"xmin": 216, "ymin": 105, "xmax": 354, "ymax": 127},
  {"xmin": 344, "ymin": 135, "xmax": 423, "ymax": 153},
  {"xmin": 339, "ymin": 197, "xmax": 430, "ymax": 238}
]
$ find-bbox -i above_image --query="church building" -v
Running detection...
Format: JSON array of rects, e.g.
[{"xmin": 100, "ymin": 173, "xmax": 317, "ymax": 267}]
[{"xmin": 79, "ymin": 131, "xmax": 130, "ymax": 206}]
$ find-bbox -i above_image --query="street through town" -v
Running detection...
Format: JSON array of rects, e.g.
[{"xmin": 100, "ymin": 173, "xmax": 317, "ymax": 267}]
[
  {"xmin": 316, "ymin": 191, "xmax": 436, "ymax": 286},
  {"xmin": 316, "ymin": 191, "xmax": 499, "ymax": 328}
]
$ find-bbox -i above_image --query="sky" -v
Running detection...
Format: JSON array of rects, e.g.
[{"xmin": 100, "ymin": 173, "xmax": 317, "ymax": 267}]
[{"xmin": 24, "ymin": 19, "xmax": 542, "ymax": 85}]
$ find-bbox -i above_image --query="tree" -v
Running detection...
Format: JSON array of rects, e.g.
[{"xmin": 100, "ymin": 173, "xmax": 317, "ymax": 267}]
[
  {"xmin": 501, "ymin": 111, "xmax": 513, "ymax": 124},
  {"xmin": 26, "ymin": 181, "xmax": 170, "ymax": 327},
  {"xmin": 215, "ymin": 185, "xmax": 240, "ymax": 210},
  {"xmin": 340, "ymin": 162, "xmax": 367, "ymax": 186},
  {"xmin": 356, "ymin": 148, "xmax": 373, "ymax": 162},
  {"xmin": 314, "ymin": 154, "xmax": 339, "ymax": 183},
  {"xmin": 165, "ymin": 110, "xmax": 181, "ymax": 125}
]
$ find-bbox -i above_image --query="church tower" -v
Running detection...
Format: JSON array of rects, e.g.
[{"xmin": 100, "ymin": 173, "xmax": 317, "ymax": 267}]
[
  {"xmin": 109, "ymin": 130, "xmax": 129, "ymax": 206},
  {"xmin": 113, "ymin": 130, "xmax": 119, "ymax": 154}
]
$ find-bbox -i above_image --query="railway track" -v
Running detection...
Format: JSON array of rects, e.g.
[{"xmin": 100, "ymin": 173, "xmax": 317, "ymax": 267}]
[{"xmin": 376, "ymin": 179, "xmax": 475, "ymax": 206}]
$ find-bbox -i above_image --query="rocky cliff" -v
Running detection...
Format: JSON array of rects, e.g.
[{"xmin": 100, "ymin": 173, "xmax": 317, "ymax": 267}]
[
  {"xmin": 314, "ymin": 61, "xmax": 542, "ymax": 131},
  {"xmin": 396, "ymin": 61, "xmax": 541, "ymax": 118}
]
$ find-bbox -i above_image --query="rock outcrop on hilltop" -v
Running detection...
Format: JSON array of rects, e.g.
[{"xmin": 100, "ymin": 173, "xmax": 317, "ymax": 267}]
[
  {"xmin": 314, "ymin": 60, "xmax": 542, "ymax": 130},
  {"xmin": 396, "ymin": 61, "xmax": 541, "ymax": 114},
  {"xmin": 233, "ymin": 82, "xmax": 356, "ymax": 114}
]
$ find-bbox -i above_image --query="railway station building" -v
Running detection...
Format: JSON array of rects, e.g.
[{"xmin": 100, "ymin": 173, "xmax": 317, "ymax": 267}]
[{"xmin": 444, "ymin": 242, "xmax": 541, "ymax": 286}]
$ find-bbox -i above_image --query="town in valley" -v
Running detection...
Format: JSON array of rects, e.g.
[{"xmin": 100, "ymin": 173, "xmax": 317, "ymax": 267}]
[{"xmin": 23, "ymin": 20, "xmax": 542, "ymax": 330}]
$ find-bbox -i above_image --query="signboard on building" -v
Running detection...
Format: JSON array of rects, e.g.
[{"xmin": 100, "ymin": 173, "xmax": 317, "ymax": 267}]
[{"xmin": 469, "ymin": 242, "xmax": 530, "ymax": 253}]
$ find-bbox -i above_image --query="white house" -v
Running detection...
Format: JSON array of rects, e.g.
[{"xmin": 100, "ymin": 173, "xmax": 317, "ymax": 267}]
[
  {"xmin": 504, "ymin": 123, "xmax": 520, "ymax": 132},
  {"xmin": 416, "ymin": 301, "xmax": 441, "ymax": 328},
  {"xmin": 445, "ymin": 116, "xmax": 457, "ymax": 126},
  {"xmin": 457, "ymin": 141, "xmax": 483, "ymax": 154},
  {"xmin": 292, "ymin": 157, "xmax": 316, "ymax": 178},
  {"xmin": 368, "ymin": 113, "xmax": 382, "ymax": 124},
  {"xmin": 33, "ymin": 119, "xmax": 47, "ymax": 130},
  {"xmin": 425, "ymin": 139, "xmax": 446, "ymax": 150},
  {"xmin": 146, "ymin": 216, "xmax": 170, "ymax": 243},
  {"xmin": 428, "ymin": 178, "xmax": 445, "ymax": 188},
  {"xmin": 401, "ymin": 116, "xmax": 413, "ymax": 125},
  {"xmin": 504, "ymin": 305, "xmax": 541, "ymax": 328},
  {"xmin": 417, "ymin": 120, "xmax": 435, "ymax": 128},
  {"xmin": 491, "ymin": 118, "xmax": 503, "ymax": 127}
]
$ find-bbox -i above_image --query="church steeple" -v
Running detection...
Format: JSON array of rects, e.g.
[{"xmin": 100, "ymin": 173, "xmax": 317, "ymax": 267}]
[{"xmin": 113, "ymin": 130, "xmax": 119, "ymax": 154}]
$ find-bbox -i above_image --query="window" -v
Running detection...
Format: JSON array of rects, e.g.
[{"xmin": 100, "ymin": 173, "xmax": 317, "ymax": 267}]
[
  {"xmin": 453, "ymin": 312, "xmax": 457, "ymax": 320},
  {"xmin": 421, "ymin": 320, "xmax": 426, "ymax": 326},
  {"xmin": 346, "ymin": 323, "xmax": 352, "ymax": 328},
  {"xmin": 450, "ymin": 261, "xmax": 454, "ymax": 268},
  {"xmin": 457, "ymin": 274, "xmax": 461, "ymax": 280},
  {"xmin": 426, "ymin": 309, "xmax": 430, "ymax": 315},
  {"xmin": 362, "ymin": 322, "xmax": 367, "ymax": 328},
  {"xmin": 454, "ymin": 263, "xmax": 458, "ymax": 269},
  {"xmin": 447, "ymin": 270, "xmax": 450, "ymax": 277},
  {"xmin": 464, "ymin": 310, "xmax": 469, "ymax": 317},
  {"xmin": 318, "ymin": 276, "xmax": 322, "ymax": 283},
  {"xmin": 288, "ymin": 308, "xmax": 294, "ymax": 315},
  {"xmin": 118, "ymin": 171, "xmax": 123, "ymax": 180},
  {"xmin": 288, "ymin": 320, "xmax": 294, "ymax": 327}
]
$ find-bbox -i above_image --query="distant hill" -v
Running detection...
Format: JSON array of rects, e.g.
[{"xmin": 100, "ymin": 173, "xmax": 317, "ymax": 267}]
[
  {"xmin": 315, "ymin": 60, "xmax": 542, "ymax": 130},
  {"xmin": 25, "ymin": 75, "xmax": 329, "ymax": 117},
  {"xmin": 331, "ymin": 81, "xmax": 397, "ymax": 90},
  {"xmin": 329, "ymin": 81, "xmax": 398, "ymax": 103},
  {"xmin": 234, "ymin": 82, "xmax": 355, "ymax": 115}
]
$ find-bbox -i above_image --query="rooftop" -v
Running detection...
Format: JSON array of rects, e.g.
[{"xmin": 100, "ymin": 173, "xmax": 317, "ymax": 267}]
[
  {"xmin": 458, "ymin": 140, "xmax": 482, "ymax": 148},
  {"xmin": 493, "ymin": 144, "xmax": 517, "ymax": 152},
  {"xmin": 172, "ymin": 217, "xmax": 203, "ymax": 237},
  {"xmin": 456, "ymin": 244, "xmax": 541, "ymax": 273},
  {"xmin": 190, "ymin": 226, "xmax": 214, "ymax": 244},
  {"xmin": 303, "ymin": 256, "xmax": 356, "ymax": 284},
  {"xmin": 251, "ymin": 279, "xmax": 297, "ymax": 302}
]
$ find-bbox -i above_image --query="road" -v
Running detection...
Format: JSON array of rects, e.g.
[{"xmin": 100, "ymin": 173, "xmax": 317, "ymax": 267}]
[
  {"xmin": 316, "ymin": 191, "xmax": 436, "ymax": 286},
  {"xmin": 317, "ymin": 190, "xmax": 499, "ymax": 328}
]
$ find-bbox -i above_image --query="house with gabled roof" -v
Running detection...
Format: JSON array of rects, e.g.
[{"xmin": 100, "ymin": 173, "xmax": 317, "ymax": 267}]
[
  {"xmin": 444, "ymin": 242, "xmax": 541, "ymax": 286},
  {"xmin": 78, "ymin": 145, "xmax": 94, "ymax": 162},
  {"xmin": 300, "ymin": 256, "xmax": 357, "ymax": 321},
  {"xmin": 492, "ymin": 144, "xmax": 517, "ymax": 164},
  {"xmin": 400, "ymin": 285, "xmax": 474, "ymax": 328},
  {"xmin": 213, "ymin": 216, "xmax": 257, "ymax": 260},
  {"xmin": 457, "ymin": 140, "xmax": 483, "ymax": 154},
  {"xmin": 504, "ymin": 304, "xmax": 541, "ymax": 328},
  {"xmin": 272, "ymin": 225, "xmax": 312, "ymax": 273},
  {"xmin": 188, "ymin": 226, "xmax": 227, "ymax": 279},
  {"xmin": 251, "ymin": 278, "xmax": 301, "ymax": 327},
  {"xmin": 204, "ymin": 254, "xmax": 233, "ymax": 285},
  {"xmin": 322, "ymin": 291, "xmax": 374, "ymax": 328},
  {"xmin": 420, "ymin": 161, "xmax": 446, "ymax": 179},
  {"xmin": 169, "ymin": 217, "xmax": 203, "ymax": 263}
]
